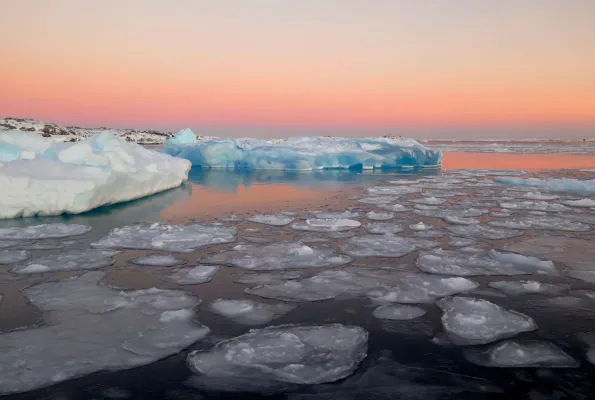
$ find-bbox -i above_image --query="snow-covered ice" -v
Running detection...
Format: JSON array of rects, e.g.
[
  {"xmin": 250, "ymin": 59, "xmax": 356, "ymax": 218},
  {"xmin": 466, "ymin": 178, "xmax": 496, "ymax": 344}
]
[
  {"xmin": 0, "ymin": 133, "xmax": 190, "ymax": 218},
  {"xmin": 488, "ymin": 216, "xmax": 591, "ymax": 231},
  {"xmin": 364, "ymin": 222, "xmax": 404, "ymax": 235},
  {"xmin": 340, "ymin": 235, "xmax": 439, "ymax": 258},
  {"xmin": 447, "ymin": 224, "xmax": 523, "ymax": 240},
  {"xmin": 495, "ymin": 177, "xmax": 595, "ymax": 195},
  {"xmin": 291, "ymin": 218, "xmax": 361, "ymax": 232},
  {"xmin": 204, "ymin": 242, "xmax": 351, "ymax": 270},
  {"xmin": 365, "ymin": 211, "xmax": 394, "ymax": 221},
  {"xmin": 488, "ymin": 281, "xmax": 570, "ymax": 296},
  {"xmin": 247, "ymin": 214, "xmax": 294, "ymax": 226},
  {"xmin": 464, "ymin": 340, "xmax": 578, "ymax": 368},
  {"xmin": 437, "ymin": 297, "xmax": 537, "ymax": 345},
  {"xmin": 186, "ymin": 324, "xmax": 368, "ymax": 389},
  {"xmin": 12, "ymin": 249, "xmax": 119, "ymax": 274},
  {"xmin": 372, "ymin": 305, "xmax": 426, "ymax": 320},
  {"xmin": 164, "ymin": 265, "xmax": 219, "ymax": 284},
  {"xmin": 209, "ymin": 299, "xmax": 296, "ymax": 325},
  {"xmin": 92, "ymin": 223, "xmax": 236, "ymax": 252},
  {"xmin": 0, "ymin": 250, "xmax": 30, "ymax": 264},
  {"xmin": 129, "ymin": 254, "xmax": 186, "ymax": 267},
  {"xmin": 0, "ymin": 271, "xmax": 209, "ymax": 395},
  {"xmin": 0, "ymin": 223, "xmax": 91, "ymax": 240}
]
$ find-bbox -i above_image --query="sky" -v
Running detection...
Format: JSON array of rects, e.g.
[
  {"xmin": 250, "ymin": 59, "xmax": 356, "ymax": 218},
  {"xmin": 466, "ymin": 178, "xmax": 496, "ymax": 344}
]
[{"xmin": 1, "ymin": 0, "xmax": 594, "ymax": 138}]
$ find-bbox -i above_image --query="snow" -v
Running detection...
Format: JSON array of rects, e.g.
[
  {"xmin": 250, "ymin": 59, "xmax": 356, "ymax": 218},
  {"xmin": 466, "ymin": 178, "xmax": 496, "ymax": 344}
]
[
  {"xmin": 488, "ymin": 280, "xmax": 570, "ymax": 295},
  {"xmin": 495, "ymin": 177, "xmax": 595, "ymax": 195},
  {"xmin": 464, "ymin": 340, "xmax": 578, "ymax": 368},
  {"xmin": 364, "ymin": 222, "xmax": 404, "ymax": 235},
  {"xmin": 0, "ymin": 223, "xmax": 91, "ymax": 240},
  {"xmin": 164, "ymin": 133, "xmax": 442, "ymax": 170},
  {"xmin": 365, "ymin": 211, "xmax": 394, "ymax": 220},
  {"xmin": 488, "ymin": 216, "xmax": 591, "ymax": 231},
  {"xmin": 447, "ymin": 224, "xmax": 523, "ymax": 240},
  {"xmin": 291, "ymin": 218, "xmax": 361, "ymax": 232},
  {"xmin": 340, "ymin": 235, "xmax": 439, "ymax": 258},
  {"xmin": 372, "ymin": 305, "xmax": 426, "ymax": 320},
  {"xmin": 92, "ymin": 222, "xmax": 236, "ymax": 252},
  {"xmin": 129, "ymin": 254, "xmax": 186, "ymax": 267},
  {"xmin": 0, "ymin": 133, "xmax": 191, "ymax": 219},
  {"xmin": 0, "ymin": 250, "xmax": 30, "ymax": 264},
  {"xmin": 564, "ymin": 198, "xmax": 595, "ymax": 207},
  {"xmin": 164, "ymin": 265, "xmax": 219, "ymax": 284},
  {"xmin": 247, "ymin": 214, "xmax": 294, "ymax": 226},
  {"xmin": 12, "ymin": 249, "xmax": 119, "ymax": 274},
  {"xmin": 209, "ymin": 299, "xmax": 296, "ymax": 325},
  {"xmin": 186, "ymin": 324, "xmax": 368, "ymax": 390},
  {"xmin": 204, "ymin": 242, "xmax": 351, "ymax": 270},
  {"xmin": 438, "ymin": 297, "xmax": 537, "ymax": 346},
  {"xmin": 0, "ymin": 271, "xmax": 209, "ymax": 395}
]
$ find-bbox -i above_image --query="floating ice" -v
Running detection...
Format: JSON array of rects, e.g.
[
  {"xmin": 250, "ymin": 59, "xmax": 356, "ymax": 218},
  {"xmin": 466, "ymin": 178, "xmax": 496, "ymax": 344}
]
[
  {"xmin": 364, "ymin": 222, "xmax": 404, "ymax": 235},
  {"xmin": 412, "ymin": 230, "xmax": 446, "ymax": 238},
  {"xmin": 464, "ymin": 340, "xmax": 578, "ymax": 368},
  {"xmin": 448, "ymin": 237, "xmax": 477, "ymax": 247},
  {"xmin": 495, "ymin": 177, "xmax": 595, "ymax": 195},
  {"xmin": 499, "ymin": 201, "xmax": 570, "ymax": 212},
  {"xmin": 365, "ymin": 211, "xmax": 394, "ymax": 221},
  {"xmin": 376, "ymin": 203, "xmax": 409, "ymax": 212},
  {"xmin": 340, "ymin": 235, "xmax": 439, "ymax": 258},
  {"xmin": 437, "ymin": 297, "xmax": 537, "ymax": 345},
  {"xmin": 488, "ymin": 281, "xmax": 570, "ymax": 295},
  {"xmin": 447, "ymin": 224, "xmax": 523, "ymax": 240},
  {"xmin": 311, "ymin": 210, "xmax": 358, "ymax": 219},
  {"xmin": 488, "ymin": 216, "xmax": 591, "ymax": 232},
  {"xmin": 291, "ymin": 218, "xmax": 360, "ymax": 232},
  {"xmin": 357, "ymin": 196, "xmax": 398, "ymax": 205},
  {"xmin": 0, "ymin": 133, "xmax": 190, "ymax": 219},
  {"xmin": 0, "ymin": 250, "xmax": 30, "ymax": 265},
  {"xmin": 235, "ymin": 271, "xmax": 302, "ymax": 285},
  {"xmin": 372, "ymin": 305, "xmax": 426, "ymax": 320},
  {"xmin": 564, "ymin": 198, "xmax": 595, "ymax": 207},
  {"xmin": 164, "ymin": 265, "xmax": 219, "ymax": 284},
  {"xmin": 209, "ymin": 299, "xmax": 296, "ymax": 325},
  {"xmin": 575, "ymin": 332, "xmax": 595, "ymax": 365},
  {"xmin": 187, "ymin": 324, "xmax": 368, "ymax": 390},
  {"xmin": 247, "ymin": 214, "xmax": 294, "ymax": 226},
  {"xmin": 522, "ymin": 192, "xmax": 560, "ymax": 201},
  {"xmin": 222, "ymin": 215, "xmax": 243, "ymax": 222},
  {"xmin": 489, "ymin": 211, "xmax": 513, "ymax": 218},
  {"xmin": 443, "ymin": 216, "xmax": 480, "ymax": 225},
  {"xmin": 409, "ymin": 222, "xmax": 432, "ymax": 231},
  {"xmin": 366, "ymin": 185, "xmax": 421, "ymax": 196},
  {"xmin": 129, "ymin": 254, "xmax": 186, "ymax": 267},
  {"xmin": 413, "ymin": 197, "xmax": 446, "ymax": 205},
  {"xmin": 164, "ymin": 134, "xmax": 442, "ymax": 170},
  {"xmin": 569, "ymin": 271, "xmax": 595, "ymax": 284},
  {"xmin": 0, "ymin": 271, "xmax": 209, "ymax": 395},
  {"xmin": 204, "ymin": 242, "xmax": 351, "ymax": 270},
  {"xmin": 12, "ymin": 248, "xmax": 119, "ymax": 274},
  {"xmin": 415, "ymin": 207, "xmax": 488, "ymax": 218},
  {"xmin": 92, "ymin": 222, "xmax": 236, "ymax": 253},
  {"xmin": 414, "ymin": 204, "xmax": 438, "ymax": 211},
  {"xmin": 0, "ymin": 223, "xmax": 91, "ymax": 240}
]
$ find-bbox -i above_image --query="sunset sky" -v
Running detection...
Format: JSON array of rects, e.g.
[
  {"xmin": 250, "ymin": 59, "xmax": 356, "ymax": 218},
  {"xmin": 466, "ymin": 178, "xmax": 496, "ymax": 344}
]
[{"xmin": 1, "ymin": 0, "xmax": 594, "ymax": 138}]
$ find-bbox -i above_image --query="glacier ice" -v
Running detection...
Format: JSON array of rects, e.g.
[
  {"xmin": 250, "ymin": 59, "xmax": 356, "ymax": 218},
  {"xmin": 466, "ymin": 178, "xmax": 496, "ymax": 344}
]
[
  {"xmin": 164, "ymin": 265, "xmax": 219, "ymax": 284},
  {"xmin": 464, "ymin": 340, "xmax": 578, "ymax": 368},
  {"xmin": 447, "ymin": 224, "xmax": 523, "ymax": 240},
  {"xmin": 163, "ymin": 132, "xmax": 442, "ymax": 170},
  {"xmin": 92, "ymin": 222, "xmax": 236, "ymax": 252},
  {"xmin": 0, "ymin": 250, "xmax": 30, "ymax": 264},
  {"xmin": 364, "ymin": 222, "xmax": 404, "ymax": 235},
  {"xmin": 495, "ymin": 177, "xmax": 595, "ymax": 195},
  {"xmin": 204, "ymin": 242, "xmax": 351, "ymax": 270},
  {"xmin": 0, "ymin": 271, "xmax": 209, "ymax": 395},
  {"xmin": 340, "ymin": 235, "xmax": 439, "ymax": 258},
  {"xmin": 12, "ymin": 248, "xmax": 119, "ymax": 274},
  {"xmin": 209, "ymin": 299, "xmax": 296, "ymax": 325},
  {"xmin": 365, "ymin": 211, "xmax": 394, "ymax": 220},
  {"xmin": 291, "ymin": 218, "xmax": 361, "ymax": 232},
  {"xmin": 0, "ymin": 223, "xmax": 91, "ymax": 240},
  {"xmin": 372, "ymin": 305, "xmax": 426, "ymax": 320},
  {"xmin": 437, "ymin": 297, "xmax": 537, "ymax": 345},
  {"xmin": 488, "ymin": 280, "xmax": 570, "ymax": 296},
  {"xmin": 186, "ymin": 324, "xmax": 368, "ymax": 391},
  {"xmin": 247, "ymin": 214, "xmax": 294, "ymax": 226},
  {"xmin": 0, "ymin": 132, "xmax": 190, "ymax": 219},
  {"xmin": 129, "ymin": 254, "xmax": 186, "ymax": 267}
]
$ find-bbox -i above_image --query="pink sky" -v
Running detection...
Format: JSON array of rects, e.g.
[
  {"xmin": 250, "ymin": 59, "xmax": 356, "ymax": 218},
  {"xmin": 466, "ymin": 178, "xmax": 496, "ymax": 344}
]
[{"xmin": 1, "ymin": 0, "xmax": 594, "ymax": 138}]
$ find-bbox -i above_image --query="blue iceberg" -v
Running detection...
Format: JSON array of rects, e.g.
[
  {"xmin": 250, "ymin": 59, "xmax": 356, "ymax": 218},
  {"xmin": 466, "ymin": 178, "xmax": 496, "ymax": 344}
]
[{"xmin": 162, "ymin": 130, "xmax": 442, "ymax": 171}]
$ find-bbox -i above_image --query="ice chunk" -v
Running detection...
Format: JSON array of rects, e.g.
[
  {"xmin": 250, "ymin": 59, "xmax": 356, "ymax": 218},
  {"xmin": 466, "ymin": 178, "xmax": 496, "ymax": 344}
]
[
  {"xmin": 372, "ymin": 305, "xmax": 426, "ymax": 320},
  {"xmin": 488, "ymin": 281, "xmax": 570, "ymax": 295},
  {"xmin": 488, "ymin": 216, "xmax": 591, "ymax": 232},
  {"xmin": 168, "ymin": 128, "xmax": 196, "ymax": 145},
  {"xmin": 448, "ymin": 237, "xmax": 477, "ymax": 247},
  {"xmin": 368, "ymin": 275, "xmax": 478, "ymax": 304},
  {"xmin": 364, "ymin": 222, "xmax": 404, "ymax": 235},
  {"xmin": 0, "ymin": 271, "xmax": 209, "ymax": 395},
  {"xmin": 495, "ymin": 177, "xmax": 595, "ymax": 195},
  {"xmin": 500, "ymin": 201, "xmax": 570, "ymax": 212},
  {"xmin": 365, "ymin": 211, "xmax": 394, "ymax": 221},
  {"xmin": 291, "ymin": 218, "xmax": 360, "ymax": 232},
  {"xmin": 415, "ymin": 207, "xmax": 488, "ymax": 218},
  {"xmin": 164, "ymin": 265, "xmax": 219, "ymax": 284},
  {"xmin": 12, "ymin": 248, "xmax": 118, "ymax": 274},
  {"xmin": 564, "ymin": 198, "xmax": 595, "ymax": 207},
  {"xmin": 247, "ymin": 214, "xmax": 294, "ymax": 226},
  {"xmin": 367, "ymin": 185, "xmax": 421, "ymax": 196},
  {"xmin": 204, "ymin": 242, "xmax": 351, "ymax": 270},
  {"xmin": 409, "ymin": 222, "xmax": 432, "ymax": 231},
  {"xmin": 443, "ymin": 216, "xmax": 480, "ymax": 225},
  {"xmin": 0, "ymin": 223, "xmax": 91, "ymax": 240},
  {"xmin": 437, "ymin": 297, "xmax": 537, "ymax": 345},
  {"xmin": 357, "ymin": 196, "xmax": 398, "ymax": 205},
  {"xmin": 340, "ymin": 235, "xmax": 439, "ymax": 258},
  {"xmin": 523, "ymin": 192, "xmax": 560, "ymax": 200},
  {"xmin": 311, "ymin": 210, "xmax": 358, "ymax": 219},
  {"xmin": 0, "ymin": 250, "xmax": 30, "ymax": 264},
  {"xmin": 187, "ymin": 324, "xmax": 368, "ymax": 389},
  {"xmin": 129, "ymin": 254, "xmax": 186, "ymax": 267},
  {"xmin": 414, "ymin": 204, "xmax": 438, "ymax": 211},
  {"xmin": 490, "ymin": 211, "xmax": 513, "ymax": 218},
  {"xmin": 209, "ymin": 299, "xmax": 295, "ymax": 325},
  {"xmin": 447, "ymin": 224, "xmax": 523, "ymax": 240},
  {"xmin": 0, "ymin": 133, "xmax": 190, "ymax": 219},
  {"xmin": 464, "ymin": 340, "xmax": 577, "ymax": 368},
  {"xmin": 235, "ymin": 271, "xmax": 301, "ymax": 285},
  {"xmin": 375, "ymin": 203, "xmax": 409, "ymax": 212},
  {"xmin": 413, "ymin": 197, "xmax": 446, "ymax": 205},
  {"xmin": 92, "ymin": 223, "xmax": 236, "ymax": 252}
]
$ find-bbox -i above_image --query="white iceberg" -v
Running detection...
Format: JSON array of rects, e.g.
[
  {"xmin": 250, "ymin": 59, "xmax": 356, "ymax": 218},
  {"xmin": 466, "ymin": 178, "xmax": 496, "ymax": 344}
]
[{"xmin": 0, "ymin": 132, "xmax": 191, "ymax": 219}]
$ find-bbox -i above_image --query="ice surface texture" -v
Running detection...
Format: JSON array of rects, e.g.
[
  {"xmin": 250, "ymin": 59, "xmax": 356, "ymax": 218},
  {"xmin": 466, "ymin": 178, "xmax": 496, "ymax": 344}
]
[
  {"xmin": 0, "ymin": 132, "xmax": 191, "ymax": 219},
  {"xmin": 164, "ymin": 265, "xmax": 219, "ymax": 284},
  {"xmin": 464, "ymin": 340, "xmax": 577, "ymax": 368},
  {"xmin": 187, "ymin": 324, "xmax": 368, "ymax": 389},
  {"xmin": 0, "ymin": 223, "xmax": 91, "ymax": 240},
  {"xmin": 12, "ymin": 249, "xmax": 119, "ymax": 274},
  {"xmin": 129, "ymin": 254, "xmax": 187, "ymax": 267},
  {"xmin": 209, "ymin": 299, "xmax": 296, "ymax": 325},
  {"xmin": 495, "ymin": 176, "xmax": 595, "ymax": 195},
  {"xmin": 0, "ymin": 271, "xmax": 209, "ymax": 395},
  {"xmin": 163, "ymin": 132, "xmax": 442, "ymax": 170}
]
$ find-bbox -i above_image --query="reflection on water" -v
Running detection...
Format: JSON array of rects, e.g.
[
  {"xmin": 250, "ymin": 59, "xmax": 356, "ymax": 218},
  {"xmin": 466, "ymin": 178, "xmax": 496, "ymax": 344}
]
[{"xmin": 443, "ymin": 152, "xmax": 595, "ymax": 171}]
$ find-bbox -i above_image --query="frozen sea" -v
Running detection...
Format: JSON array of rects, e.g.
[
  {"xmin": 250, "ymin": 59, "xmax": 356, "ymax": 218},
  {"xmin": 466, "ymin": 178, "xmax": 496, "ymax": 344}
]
[{"xmin": 2, "ymin": 146, "xmax": 595, "ymax": 399}]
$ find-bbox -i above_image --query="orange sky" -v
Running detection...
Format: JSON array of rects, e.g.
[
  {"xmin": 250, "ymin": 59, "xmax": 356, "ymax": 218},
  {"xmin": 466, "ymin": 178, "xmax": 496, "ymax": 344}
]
[{"xmin": 1, "ymin": 1, "xmax": 594, "ymax": 137}]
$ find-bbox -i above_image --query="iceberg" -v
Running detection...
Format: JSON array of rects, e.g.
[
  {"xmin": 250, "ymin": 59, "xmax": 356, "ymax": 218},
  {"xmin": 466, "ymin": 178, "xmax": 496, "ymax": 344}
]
[
  {"xmin": 0, "ymin": 132, "xmax": 191, "ymax": 219},
  {"xmin": 163, "ymin": 130, "xmax": 442, "ymax": 170}
]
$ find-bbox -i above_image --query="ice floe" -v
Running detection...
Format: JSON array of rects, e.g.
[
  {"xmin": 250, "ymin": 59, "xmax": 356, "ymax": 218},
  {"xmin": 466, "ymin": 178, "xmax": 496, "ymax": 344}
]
[
  {"xmin": 340, "ymin": 235, "xmax": 439, "ymax": 258},
  {"xmin": 291, "ymin": 218, "xmax": 361, "ymax": 232},
  {"xmin": 364, "ymin": 222, "xmax": 404, "ymax": 235},
  {"xmin": 464, "ymin": 340, "xmax": 578, "ymax": 368},
  {"xmin": 499, "ymin": 201, "xmax": 570, "ymax": 212},
  {"xmin": 0, "ymin": 250, "xmax": 30, "ymax": 265},
  {"xmin": 413, "ymin": 197, "xmax": 446, "ymax": 205},
  {"xmin": 447, "ymin": 224, "xmax": 523, "ymax": 240},
  {"xmin": 0, "ymin": 223, "xmax": 91, "ymax": 240},
  {"xmin": 495, "ymin": 177, "xmax": 595, "ymax": 195},
  {"xmin": 209, "ymin": 299, "xmax": 296, "ymax": 325},
  {"xmin": 522, "ymin": 192, "xmax": 560, "ymax": 201},
  {"xmin": 443, "ymin": 216, "xmax": 480, "ymax": 225},
  {"xmin": 372, "ymin": 305, "xmax": 426, "ymax": 320},
  {"xmin": 365, "ymin": 211, "xmax": 394, "ymax": 220},
  {"xmin": 247, "ymin": 214, "xmax": 294, "ymax": 226},
  {"xmin": 564, "ymin": 198, "xmax": 595, "ymax": 207},
  {"xmin": 129, "ymin": 254, "xmax": 186, "ymax": 267},
  {"xmin": 488, "ymin": 216, "xmax": 591, "ymax": 231},
  {"xmin": 375, "ymin": 203, "xmax": 409, "ymax": 212},
  {"xmin": 234, "ymin": 271, "xmax": 302, "ymax": 285},
  {"xmin": 311, "ymin": 210, "xmax": 358, "ymax": 219},
  {"xmin": 12, "ymin": 248, "xmax": 119, "ymax": 274},
  {"xmin": 487, "ymin": 280, "xmax": 570, "ymax": 295},
  {"xmin": 164, "ymin": 265, "xmax": 219, "ymax": 284}
]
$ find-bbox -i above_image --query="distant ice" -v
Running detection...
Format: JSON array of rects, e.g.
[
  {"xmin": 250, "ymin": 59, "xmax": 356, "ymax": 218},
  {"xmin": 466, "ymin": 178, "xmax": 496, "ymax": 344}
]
[
  {"xmin": 209, "ymin": 299, "xmax": 296, "ymax": 325},
  {"xmin": 500, "ymin": 201, "xmax": 570, "ymax": 212},
  {"xmin": 340, "ymin": 235, "xmax": 439, "ymax": 258},
  {"xmin": 365, "ymin": 211, "xmax": 394, "ymax": 221},
  {"xmin": 0, "ymin": 250, "xmax": 30, "ymax": 265},
  {"xmin": 464, "ymin": 340, "xmax": 578, "ymax": 368},
  {"xmin": 164, "ymin": 265, "xmax": 219, "ymax": 284},
  {"xmin": 488, "ymin": 216, "xmax": 591, "ymax": 231},
  {"xmin": 129, "ymin": 254, "xmax": 186, "ymax": 267},
  {"xmin": 376, "ymin": 203, "xmax": 409, "ymax": 212},
  {"xmin": 495, "ymin": 177, "xmax": 595, "ymax": 195},
  {"xmin": 366, "ymin": 185, "xmax": 421, "ymax": 196},
  {"xmin": 564, "ymin": 198, "xmax": 595, "ymax": 207},
  {"xmin": 187, "ymin": 324, "xmax": 368, "ymax": 389},
  {"xmin": 357, "ymin": 196, "xmax": 398, "ymax": 205},
  {"xmin": 311, "ymin": 210, "xmax": 358, "ymax": 219},
  {"xmin": 248, "ymin": 214, "xmax": 294, "ymax": 226},
  {"xmin": 12, "ymin": 249, "xmax": 119, "ymax": 274},
  {"xmin": 443, "ymin": 216, "xmax": 480, "ymax": 225},
  {"xmin": 409, "ymin": 222, "xmax": 432, "ymax": 231},
  {"xmin": 205, "ymin": 242, "xmax": 351, "ymax": 270},
  {"xmin": 364, "ymin": 222, "xmax": 404, "ymax": 235},
  {"xmin": 0, "ymin": 223, "xmax": 91, "ymax": 240},
  {"xmin": 437, "ymin": 297, "xmax": 537, "ymax": 345},
  {"xmin": 372, "ymin": 305, "xmax": 426, "ymax": 320},
  {"xmin": 522, "ymin": 192, "xmax": 560, "ymax": 201},
  {"xmin": 291, "ymin": 218, "xmax": 360, "ymax": 232},
  {"xmin": 92, "ymin": 222, "xmax": 236, "ymax": 253},
  {"xmin": 413, "ymin": 197, "xmax": 446, "ymax": 205},
  {"xmin": 447, "ymin": 224, "xmax": 523, "ymax": 240},
  {"xmin": 488, "ymin": 280, "xmax": 570, "ymax": 296}
]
